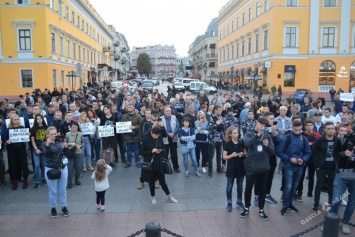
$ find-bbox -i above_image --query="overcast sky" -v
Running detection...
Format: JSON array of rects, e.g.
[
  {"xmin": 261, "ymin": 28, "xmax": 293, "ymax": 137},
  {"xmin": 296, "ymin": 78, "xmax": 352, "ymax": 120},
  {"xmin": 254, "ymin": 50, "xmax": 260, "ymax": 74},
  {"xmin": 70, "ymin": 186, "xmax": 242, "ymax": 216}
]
[{"xmin": 90, "ymin": 0, "xmax": 227, "ymax": 56}]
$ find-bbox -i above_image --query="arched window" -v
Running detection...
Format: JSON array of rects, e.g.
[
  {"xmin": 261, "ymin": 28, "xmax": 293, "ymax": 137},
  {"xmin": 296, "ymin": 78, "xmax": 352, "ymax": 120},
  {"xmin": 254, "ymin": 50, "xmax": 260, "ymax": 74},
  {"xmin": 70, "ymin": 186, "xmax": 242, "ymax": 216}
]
[
  {"xmin": 350, "ymin": 61, "xmax": 355, "ymax": 89},
  {"xmin": 319, "ymin": 60, "xmax": 336, "ymax": 85}
]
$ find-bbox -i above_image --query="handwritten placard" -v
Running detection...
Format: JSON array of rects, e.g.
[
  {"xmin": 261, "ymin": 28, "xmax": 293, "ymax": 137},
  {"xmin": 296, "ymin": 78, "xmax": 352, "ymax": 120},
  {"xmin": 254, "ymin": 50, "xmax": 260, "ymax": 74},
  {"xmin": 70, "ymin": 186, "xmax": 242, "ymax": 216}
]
[
  {"xmin": 6, "ymin": 118, "xmax": 25, "ymax": 127},
  {"xmin": 79, "ymin": 123, "xmax": 95, "ymax": 135},
  {"xmin": 29, "ymin": 118, "xmax": 48, "ymax": 128},
  {"xmin": 9, "ymin": 128, "xmax": 30, "ymax": 143},
  {"xmin": 98, "ymin": 126, "xmax": 114, "ymax": 138},
  {"xmin": 116, "ymin": 121, "xmax": 132, "ymax": 134},
  {"xmin": 340, "ymin": 93, "xmax": 354, "ymax": 102}
]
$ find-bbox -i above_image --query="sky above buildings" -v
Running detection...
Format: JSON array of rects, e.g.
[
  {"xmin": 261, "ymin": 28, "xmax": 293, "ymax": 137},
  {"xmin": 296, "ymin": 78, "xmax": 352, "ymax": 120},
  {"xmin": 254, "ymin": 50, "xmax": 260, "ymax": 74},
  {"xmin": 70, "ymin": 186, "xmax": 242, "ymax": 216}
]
[{"xmin": 90, "ymin": 0, "xmax": 227, "ymax": 56}]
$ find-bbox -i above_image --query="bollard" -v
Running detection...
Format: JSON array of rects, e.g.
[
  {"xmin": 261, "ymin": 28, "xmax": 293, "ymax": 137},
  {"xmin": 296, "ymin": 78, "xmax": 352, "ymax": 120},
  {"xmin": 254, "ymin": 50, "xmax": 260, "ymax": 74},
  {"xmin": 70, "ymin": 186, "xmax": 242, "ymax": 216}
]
[
  {"xmin": 145, "ymin": 221, "xmax": 161, "ymax": 237},
  {"xmin": 322, "ymin": 212, "xmax": 339, "ymax": 237}
]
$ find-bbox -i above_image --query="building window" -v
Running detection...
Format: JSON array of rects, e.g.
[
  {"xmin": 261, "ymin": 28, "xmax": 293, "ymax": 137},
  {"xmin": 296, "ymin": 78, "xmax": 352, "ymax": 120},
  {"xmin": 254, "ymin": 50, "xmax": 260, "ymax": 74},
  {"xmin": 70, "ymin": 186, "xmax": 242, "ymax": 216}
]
[
  {"xmin": 21, "ymin": 69, "xmax": 33, "ymax": 88},
  {"xmin": 264, "ymin": 0, "xmax": 269, "ymax": 11},
  {"xmin": 237, "ymin": 17, "xmax": 239, "ymax": 29},
  {"xmin": 227, "ymin": 25, "xmax": 229, "ymax": 35},
  {"xmin": 82, "ymin": 20, "xmax": 84, "ymax": 30},
  {"xmin": 90, "ymin": 27, "xmax": 92, "ymax": 36},
  {"xmin": 68, "ymin": 73, "xmax": 71, "ymax": 86},
  {"xmin": 51, "ymin": 33, "xmax": 56, "ymax": 53},
  {"xmin": 53, "ymin": 70, "xmax": 57, "ymax": 87},
  {"xmin": 60, "ymin": 36, "xmax": 64, "ymax": 55},
  {"xmin": 248, "ymin": 8, "xmax": 252, "ymax": 22},
  {"xmin": 284, "ymin": 66, "xmax": 296, "ymax": 87},
  {"xmin": 236, "ymin": 43, "xmax": 239, "ymax": 58},
  {"xmin": 232, "ymin": 22, "xmax": 234, "ymax": 32},
  {"xmin": 17, "ymin": 0, "xmax": 30, "ymax": 4},
  {"xmin": 73, "ymin": 42, "xmax": 76, "ymax": 59},
  {"xmin": 248, "ymin": 37, "xmax": 252, "ymax": 54},
  {"xmin": 72, "ymin": 11, "xmax": 75, "ymax": 25},
  {"xmin": 287, "ymin": 0, "xmax": 297, "ymax": 6},
  {"xmin": 61, "ymin": 70, "xmax": 65, "ymax": 87},
  {"xmin": 19, "ymin": 29, "xmax": 31, "ymax": 50},
  {"xmin": 285, "ymin": 27, "xmax": 297, "ymax": 47},
  {"xmin": 242, "ymin": 41, "xmax": 245, "ymax": 56},
  {"xmin": 242, "ymin": 13, "xmax": 245, "ymax": 25},
  {"xmin": 255, "ymin": 34, "xmax": 259, "ymax": 52},
  {"xmin": 324, "ymin": 0, "xmax": 336, "ymax": 7},
  {"xmin": 58, "ymin": 0, "xmax": 63, "ymax": 15},
  {"xmin": 66, "ymin": 6, "xmax": 69, "ymax": 19},
  {"xmin": 83, "ymin": 48, "xmax": 85, "ymax": 63},
  {"xmin": 319, "ymin": 60, "xmax": 336, "ymax": 85},
  {"xmin": 211, "ymin": 30, "xmax": 215, "ymax": 36},
  {"xmin": 86, "ymin": 23, "xmax": 88, "ymax": 33},
  {"xmin": 256, "ymin": 2, "xmax": 261, "ymax": 16},
  {"xmin": 50, "ymin": 0, "xmax": 55, "ymax": 10},
  {"xmin": 67, "ymin": 40, "xmax": 70, "ymax": 58},
  {"xmin": 78, "ymin": 45, "xmax": 81, "ymax": 61},
  {"xmin": 322, "ymin": 27, "xmax": 335, "ymax": 47},
  {"xmin": 219, "ymin": 31, "xmax": 222, "ymax": 39},
  {"xmin": 223, "ymin": 28, "xmax": 226, "ymax": 37},
  {"xmin": 223, "ymin": 49, "xmax": 225, "ymax": 62},
  {"xmin": 77, "ymin": 16, "xmax": 80, "ymax": 28},
  {"xmin": 263, "ymin": 30, "xmax": 268, "ymax": 50},
  {"xmin": 87, "ymin": 49, "xmax": 89, "ymax": 63},
  {"xmin": 350, "ymin": 61, "xmax": 355, "ymax": 89},
  {"xmin": 231, "ymin": 45, "xmax": 234, "ymax": 59}
]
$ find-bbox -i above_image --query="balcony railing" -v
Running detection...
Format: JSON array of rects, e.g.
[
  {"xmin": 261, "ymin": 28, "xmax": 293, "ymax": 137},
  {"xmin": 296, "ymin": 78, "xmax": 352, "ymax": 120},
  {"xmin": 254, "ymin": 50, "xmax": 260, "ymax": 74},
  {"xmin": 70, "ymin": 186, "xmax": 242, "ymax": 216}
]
[
  {"xmin": 205, "ymin": 53, "xmax": 218, "ymax": 59},
  {"xmin": 113, "ymin": 40, "xmax": 120, "ymax": 47},
  {"xmin": 114, "ymin": 55, "xmax": 121, "ymax": 61},
  {"xmin": 103, "ymin": 46, "xmax": 111, "ymax": 52},
  {"xmin": 121, "ymin": 47, "xmax": 127, "ymax": 53},
  {"xmin": 121, "ymin": 58, "xmax": 126, "ymax": 64}
]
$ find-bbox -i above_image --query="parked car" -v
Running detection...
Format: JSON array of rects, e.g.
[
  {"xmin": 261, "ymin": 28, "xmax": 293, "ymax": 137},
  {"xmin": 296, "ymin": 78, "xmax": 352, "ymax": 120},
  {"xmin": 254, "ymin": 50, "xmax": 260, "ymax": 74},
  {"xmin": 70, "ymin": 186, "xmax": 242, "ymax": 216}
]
[
  {"xmin": 173, "ymin": 78, "xmax": 183, "ymax": 83},
  {"xmin": 150, "ymin": 77, "xmax": 160, "ymax": 86},
  {"xmin": 294, "ymin": 89, "xmax": 313, "ymax": 104},
  {"xmin": 144, "ymin": 78, "xmax": 159, "ymax": 86},
  {"xmin": 173, "ymin": 82, "xmax": 185, "ymax": 93},
  {"xmin": 182, "ymin": 78, "xmax": 199, "ymax": 90},
  {"xmin": 111, "ymin": 80, "xmax": 137, "ymax": 93},
  {"xmin": 190, "ymin": 81, "xmax": 217, "ymax": 95},
  {"xmin": 141, "ymin": 82, "xmax": 153, "ymax": 93}
]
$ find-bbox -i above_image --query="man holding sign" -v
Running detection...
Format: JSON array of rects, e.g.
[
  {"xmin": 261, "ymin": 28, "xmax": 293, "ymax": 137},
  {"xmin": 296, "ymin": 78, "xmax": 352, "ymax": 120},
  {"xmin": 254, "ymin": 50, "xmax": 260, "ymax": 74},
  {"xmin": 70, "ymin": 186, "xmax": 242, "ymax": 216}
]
[
  {"xmin": 121, "ymin": 103, "xmax": 142, "ymax": 168},
  {"xmin": 100, "ymin": 105, "xmax": 119, "ymax": 168}
]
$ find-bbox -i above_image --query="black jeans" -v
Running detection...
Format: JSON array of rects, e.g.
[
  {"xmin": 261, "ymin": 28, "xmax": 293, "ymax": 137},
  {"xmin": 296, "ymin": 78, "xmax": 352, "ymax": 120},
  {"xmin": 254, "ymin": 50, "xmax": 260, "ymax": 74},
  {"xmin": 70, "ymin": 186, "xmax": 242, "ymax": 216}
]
[
  {"xmin": 195, "ymin": 142, "xmax": 209, "ymax": 167},
  {"xmin": 149, "ymin": 171, "xmax": 170, "ymax": 197},
  {"xmin": 208, "ymin": 141, "xmax": 222, "ymax": 172},
  {"xmin": 245, "ymin": 172, "xmax": 268, "ymax": 209},
  {"xmin": 8, "ymin": 144, "xmax": 28, "ymax": 182},
  {"xmin": 114, "ymin": 134, "xmax": 126, "ymax": 162},
  {"xmin": 96, "ymin": 190, "xmax": 106, "ymax": 205},
  {"xmin": 314, "ymin": 168, "xmax": 336, "ymax": 207},
  {"xmin": 255, "ymin": 155, "xmax": 277, "ymax": 195},
  {"xmin": 297, "ymin": 162, "xmax": 316, "ymax": 196},
  {"xmin": 164, "ymin": 138, "xmax": 178, "ymax": 169}
]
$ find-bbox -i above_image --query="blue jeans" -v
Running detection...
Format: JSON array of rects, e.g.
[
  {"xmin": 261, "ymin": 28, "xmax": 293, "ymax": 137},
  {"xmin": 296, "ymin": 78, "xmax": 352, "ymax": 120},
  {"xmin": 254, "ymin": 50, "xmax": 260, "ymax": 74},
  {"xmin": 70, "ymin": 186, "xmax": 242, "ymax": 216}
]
[
  {"xmin": 126, "ymin": 142, "xmax": 139, "ymax": 165},
  {"xmin": 283, "ymin": 165, "xmax": 304, "ymax": 207},
  {"xmin": 182, "ymin": 148, "xmax": 198, "ymax": 173},
  {"xmin": 33, "ymin": 151, "xmax": 45, "ymax": 183},
  {"xmin": 82, "ymin": 136, "xmax": 92, "ymax": 165},
  {"xmin": 330, "ymin": 174, "xmax": 355, "ymax": 224},
  {"xmin": 226, "ymin": 176, "xmax": 244, "ymax": 204},
  {"xmin": 45, "ymin": 166, "xmax": 68, "ymax": 208}
]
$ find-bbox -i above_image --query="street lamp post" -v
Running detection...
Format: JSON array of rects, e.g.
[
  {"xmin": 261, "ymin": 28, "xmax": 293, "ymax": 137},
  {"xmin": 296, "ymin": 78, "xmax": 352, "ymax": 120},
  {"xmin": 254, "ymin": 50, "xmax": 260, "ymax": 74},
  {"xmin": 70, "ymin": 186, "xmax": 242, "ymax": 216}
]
[
  {"xmin": 253, "ymin": 67, "xmax": 259, "ymax": 94},
  {"xmin": 66, "ymin": 70, "xmax": 78, "ymax": 92}
]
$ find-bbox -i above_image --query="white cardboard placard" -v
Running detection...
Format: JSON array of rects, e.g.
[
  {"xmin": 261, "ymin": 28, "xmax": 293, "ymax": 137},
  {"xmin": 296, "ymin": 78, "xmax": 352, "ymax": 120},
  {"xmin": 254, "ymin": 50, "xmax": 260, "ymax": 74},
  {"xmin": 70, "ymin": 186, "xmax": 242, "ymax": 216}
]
[
  {"xmin": 9, "ymin": 128, "xmax": 30, "ymax": 143},
  {"xmin": 116, "ymin": 121, "xmax": 132, "ymax": 134},
  {"xmin": 79, "ymin": 123, "xmax": 96, "ymax": 135},
  {"xmin": 98, "ymin": 125, "xmax": 114, "ymax": 138}
]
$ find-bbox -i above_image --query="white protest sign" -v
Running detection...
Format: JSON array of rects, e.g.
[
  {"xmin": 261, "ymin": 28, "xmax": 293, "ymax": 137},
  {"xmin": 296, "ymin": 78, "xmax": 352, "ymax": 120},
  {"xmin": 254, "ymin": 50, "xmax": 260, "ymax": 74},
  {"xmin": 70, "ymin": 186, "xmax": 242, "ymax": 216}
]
[
  {"xmin": 98, "ymin": 125, "xmax": 114, "ymax": 138},
  {"xmin": 9, "ymin": 128, "xmax": 30, "ymax": 143},
  {"xmin": 6, "ymin": 118, "xmax": 25, "ymax": 127},
  {"xmin": 116, "ymin": 121, "xmax": 132, "ymax": 134},
  {"xmin": 340, "ymin": 93, "xmax": 354, "ymax": 102},
  {"xmin": 29, "ymin": 118, "xmax": 48, "ymax": 128},
  {"xmin": 79, "ymin": 123, "xmax": 96, "ymax": 135}
]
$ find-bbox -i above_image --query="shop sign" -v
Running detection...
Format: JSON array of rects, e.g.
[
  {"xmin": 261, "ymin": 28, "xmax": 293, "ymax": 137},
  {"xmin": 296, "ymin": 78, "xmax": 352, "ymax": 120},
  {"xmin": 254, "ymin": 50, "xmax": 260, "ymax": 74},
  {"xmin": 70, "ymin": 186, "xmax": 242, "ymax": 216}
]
[{"xmin": 337, "ymin": 66, "xmax": 349, "ymax": 78}]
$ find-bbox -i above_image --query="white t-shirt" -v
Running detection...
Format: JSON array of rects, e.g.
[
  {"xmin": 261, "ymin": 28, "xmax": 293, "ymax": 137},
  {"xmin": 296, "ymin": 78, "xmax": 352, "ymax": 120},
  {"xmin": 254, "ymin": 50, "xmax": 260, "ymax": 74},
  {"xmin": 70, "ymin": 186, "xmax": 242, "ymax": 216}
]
[{"xmin": 322, "ymin": 115, "xmax": 336, "ymax": 125}]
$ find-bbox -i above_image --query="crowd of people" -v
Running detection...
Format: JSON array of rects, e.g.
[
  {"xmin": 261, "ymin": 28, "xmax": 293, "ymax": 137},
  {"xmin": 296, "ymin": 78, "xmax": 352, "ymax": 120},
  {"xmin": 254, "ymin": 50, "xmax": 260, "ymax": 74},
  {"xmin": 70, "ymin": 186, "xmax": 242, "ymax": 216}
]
[{"xmin": 0, "ymin": 80, "xmax": 355, "ymax": 235}]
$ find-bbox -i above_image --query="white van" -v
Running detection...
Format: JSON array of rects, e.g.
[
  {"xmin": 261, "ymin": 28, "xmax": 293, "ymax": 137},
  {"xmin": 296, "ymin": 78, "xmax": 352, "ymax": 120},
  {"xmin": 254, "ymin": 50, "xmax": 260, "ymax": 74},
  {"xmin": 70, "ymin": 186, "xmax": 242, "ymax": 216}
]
[
  {"xmin": 181, "ymin": 78, "xmax": 199, "ymax": 90},
  {"xmin": 111, "ymin": 80, "xmax": 136, "ymax": 93},
  {"xmin": 190, "ymin": 81, "xmax": 217, "ymax": 95}
]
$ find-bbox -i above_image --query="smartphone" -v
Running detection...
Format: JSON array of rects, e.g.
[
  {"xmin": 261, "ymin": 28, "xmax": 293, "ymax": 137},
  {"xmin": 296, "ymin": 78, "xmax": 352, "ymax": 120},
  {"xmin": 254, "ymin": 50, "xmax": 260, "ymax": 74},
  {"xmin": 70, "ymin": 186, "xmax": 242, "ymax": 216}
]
[
  {"xmin": 273, "ymin": 121, "xmax": 278, "ymax": 125},
  {"xmin": 55, "ymin": 135, "xmax": 64, "ymax": 143}
]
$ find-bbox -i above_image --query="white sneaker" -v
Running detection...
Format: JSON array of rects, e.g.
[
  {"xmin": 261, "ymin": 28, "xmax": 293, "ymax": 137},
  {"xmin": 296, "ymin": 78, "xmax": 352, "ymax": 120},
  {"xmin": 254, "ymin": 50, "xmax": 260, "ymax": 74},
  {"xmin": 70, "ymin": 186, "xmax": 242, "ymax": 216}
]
[
  {"xmin": 342, "ymin": 223, "xmax": 351, "ymax": 234},
  {"xmin": 152, "ymin": 198, "xmax": 157, "ymax": 204},
  {"xmin": 168, "ymin": 195, "xmax": 178, "ymax": 203},
  {"xmin": 342, "ymin": 199, "xmax": 348, "ymax": 206},
  {"xmin": 202, "ymin": 167, "xmax": 206, "ymax": 173}
]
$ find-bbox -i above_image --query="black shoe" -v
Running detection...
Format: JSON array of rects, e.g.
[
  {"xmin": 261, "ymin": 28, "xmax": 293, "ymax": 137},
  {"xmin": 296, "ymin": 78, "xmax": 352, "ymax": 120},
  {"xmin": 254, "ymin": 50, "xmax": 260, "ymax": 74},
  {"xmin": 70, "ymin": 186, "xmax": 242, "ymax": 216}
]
[
  {"xmin": 75, "ymin": 180, "xmax": 81, "ymax": 185},
  {"xmin": 208, "ymin": 171, "xmax": 213, "ymax": 178},
  {"xmin": 61, "ymin": 207, "xmax": 70, "ymax": 217},
  {"xmin": 259, "ymin": 210, "xmax": 269, "ymax": 221},
  {"xmin": 240, "ymin": 208, "xmax": 249, "ymax": 218},
  {"xmin": 124, "ymin": 163, "xmax": 131, "ymax": 168},
  {"xmin": 67, "ymin": 184, "xmax": 72, "ymax": 189},
  {"xmin": 174, "ymin": 168, "xmax": 180, "ymax": 173},
  {"xmin": 33, "ymin": 183, "xmax": 40, "ymax": 190},
  {"xmin": 51, "ymin": 208, "xmax": 58, "ymax": 218},
  {"xmin": 110, "ymin": 162, "xmax": 117, "ymax": 168},
  {"xmin": 288, "ymin": 204, "xmax": 298, "ymax": 213},
  {"xmin": 312, "ymin": 206, "xmax": 319, "ymax": 211},
  {"xmin": 281, "ymin": 206, "xmax": 287, "ymax": 215},
  {"xmin": 42, "ymin": 178, "xmax": 47, "ymax": 186},
  {"xmin": 307, "ymin": 193, "xmax": 313, "ymax": 197}
]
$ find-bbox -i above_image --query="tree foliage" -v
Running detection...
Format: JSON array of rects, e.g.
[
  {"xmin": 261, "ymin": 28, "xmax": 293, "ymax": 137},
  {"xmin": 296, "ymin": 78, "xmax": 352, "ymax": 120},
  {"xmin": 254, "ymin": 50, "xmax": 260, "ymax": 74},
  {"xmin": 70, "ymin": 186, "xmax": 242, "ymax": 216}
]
[{"xmin": 136, "ymin": 53, "xmax": 152, "ymax": 76}]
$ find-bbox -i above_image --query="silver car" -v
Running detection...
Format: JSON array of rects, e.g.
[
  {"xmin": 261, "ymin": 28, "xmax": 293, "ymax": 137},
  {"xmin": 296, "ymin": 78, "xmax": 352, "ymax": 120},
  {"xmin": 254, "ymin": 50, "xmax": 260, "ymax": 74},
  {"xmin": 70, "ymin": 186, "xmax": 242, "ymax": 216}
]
[{"xmin": 141, "ymin": 82, "xmax": 153, "ymax": 93}]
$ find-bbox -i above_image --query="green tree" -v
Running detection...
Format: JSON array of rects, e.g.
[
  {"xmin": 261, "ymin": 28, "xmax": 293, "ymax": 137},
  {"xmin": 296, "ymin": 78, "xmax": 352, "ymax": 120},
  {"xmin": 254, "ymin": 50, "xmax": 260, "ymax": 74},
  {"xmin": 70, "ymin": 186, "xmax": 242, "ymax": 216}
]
[{"xmin": 136, "ymin": 53, "xmax": 152, "ymax": 76}]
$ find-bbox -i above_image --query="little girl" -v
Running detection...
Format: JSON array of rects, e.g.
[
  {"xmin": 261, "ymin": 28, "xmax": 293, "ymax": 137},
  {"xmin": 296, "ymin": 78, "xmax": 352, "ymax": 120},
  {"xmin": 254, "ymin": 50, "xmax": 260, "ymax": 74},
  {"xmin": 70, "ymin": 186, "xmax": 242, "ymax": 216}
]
[{"xmin": 91, "ymin": 159, "xmax": 112, "ymax": 211}]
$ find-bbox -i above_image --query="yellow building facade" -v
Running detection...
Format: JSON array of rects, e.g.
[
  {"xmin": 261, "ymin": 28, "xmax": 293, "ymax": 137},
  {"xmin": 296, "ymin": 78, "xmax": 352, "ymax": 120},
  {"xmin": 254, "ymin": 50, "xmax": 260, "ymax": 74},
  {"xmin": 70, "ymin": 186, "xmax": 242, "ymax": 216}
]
[
  {"xmin": 217, "ymin": 0, "xmax": 355, "ymax": 95},
  {"xmin": 0, "ymin": 0, "xmax": 117, "ymax": 97}
]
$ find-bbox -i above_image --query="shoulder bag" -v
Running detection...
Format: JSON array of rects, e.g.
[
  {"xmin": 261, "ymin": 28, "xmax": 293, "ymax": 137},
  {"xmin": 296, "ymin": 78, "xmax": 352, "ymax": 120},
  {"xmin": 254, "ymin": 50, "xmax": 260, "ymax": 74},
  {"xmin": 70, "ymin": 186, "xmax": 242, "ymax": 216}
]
[
  {"xmin": 162, "ymin": 158, "xmax": 173, "ymax": 175},
  {"xmin": 46, "ymin": 144, "xmax": 65, "ymax": 180},
  {"xmin": 141, "ymin": 140, "xmax": 158, "ymax": 171},
  {"xmin": 243, "ymin": 152, "xmax": 270, "ymax": 176},
  {"xmin": 64, "ymin": 133, "xmax": 78, "ymax": 159}
]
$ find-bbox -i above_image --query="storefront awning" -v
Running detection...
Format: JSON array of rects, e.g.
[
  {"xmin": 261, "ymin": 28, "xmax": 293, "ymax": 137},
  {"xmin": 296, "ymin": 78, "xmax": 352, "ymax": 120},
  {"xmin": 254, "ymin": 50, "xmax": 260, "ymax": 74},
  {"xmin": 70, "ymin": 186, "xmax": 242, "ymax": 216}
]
[
  {"xmin": 245, "ymin": 75, "xmax": 263, "ymax": 80},
  {"xmin": 243, "ymin": 67, "xmax": 251, "ymax": 75},
  {"xmin": 284, "ymin": 65, "xmax": 296, "ymax": 73},
  {"xmin": 209, "ymin": 62, "xmax": 215, "ymax": 67},
  {"xmin": 238, "ymin": 68, "xmax": 244, "ymax": 75},
  {"xmin": 260, "ymin": 67, "xmax": 267, "ymax": 73},
  {"xmin": 209, "ymin": 44, "xmax": 216, "ymax": 49}
]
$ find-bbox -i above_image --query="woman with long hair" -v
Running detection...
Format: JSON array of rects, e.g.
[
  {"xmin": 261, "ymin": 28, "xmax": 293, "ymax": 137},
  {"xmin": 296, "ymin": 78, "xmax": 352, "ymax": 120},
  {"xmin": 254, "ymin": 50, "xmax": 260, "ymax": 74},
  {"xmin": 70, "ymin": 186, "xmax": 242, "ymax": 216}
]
[
  {"xmin": 30, "ymin": 114, "xmax": 48, "ymax": 190},
  {"xmin": 194, "ymin": 111, "xmax": 209, "ymax": 174},
  {"xmin": 43, "ymin": 126, "xmax": 70, "ymax": 218},
  {"xmin": 6, "ymin": 114, "xmax": 29, "ymax": 190},
  {"xmin": 223, "ymin": 126, "xmax": 246, "ymax": 212},
  {"xmin": 88, "ymin": 109, "xmax": 101, "ymax": 162},
  {"xmin": 78, "ymin": 112, "xmax": 93, "ymax": 171}
]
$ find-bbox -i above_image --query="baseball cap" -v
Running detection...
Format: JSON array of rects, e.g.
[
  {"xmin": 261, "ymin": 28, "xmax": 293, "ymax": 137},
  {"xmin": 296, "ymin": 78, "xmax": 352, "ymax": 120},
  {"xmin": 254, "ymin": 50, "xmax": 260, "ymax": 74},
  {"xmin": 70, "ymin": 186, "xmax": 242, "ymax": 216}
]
[{"xmin": 314, "ymin": 111, "xmax": 322, "ymax": 116}]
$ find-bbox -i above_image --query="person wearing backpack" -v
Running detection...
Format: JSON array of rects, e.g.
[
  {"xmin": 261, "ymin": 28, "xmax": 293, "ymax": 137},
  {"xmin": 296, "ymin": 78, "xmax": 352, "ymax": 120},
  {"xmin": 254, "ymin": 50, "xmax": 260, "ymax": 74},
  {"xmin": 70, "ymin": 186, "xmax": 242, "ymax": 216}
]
[{"xmin": 276, "ymin": 120, "xmax": 312, "ymax": 216}]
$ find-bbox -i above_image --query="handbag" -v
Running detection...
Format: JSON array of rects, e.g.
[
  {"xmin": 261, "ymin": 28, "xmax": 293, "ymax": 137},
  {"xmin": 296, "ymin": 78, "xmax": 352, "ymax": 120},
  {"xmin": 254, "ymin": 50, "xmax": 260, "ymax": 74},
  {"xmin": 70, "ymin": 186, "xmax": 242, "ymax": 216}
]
[
  {"xmin": 243, "ymin": 152, "xmax": 270, "ymax": 176},
  {"xmin": 47, "ymin": 168, "xmax": 61, "ymax": 180},
  {"xmin": 195, "ymin": 132, "xmax": 208, "ymax": 143},
  {"xmin": 65, "ymin": 133, "xmax": 78, "ymax": 159},
  {"xmin": 339, "ymin": 169, "xmax": 355, "ymax": 181},
  {"xmin": 162, "ymin": 158, "xmax": 173, "ymax": 175},
  {"xmin": 141, "ymin": 140, "xmax": 157, "ymax": 171}
]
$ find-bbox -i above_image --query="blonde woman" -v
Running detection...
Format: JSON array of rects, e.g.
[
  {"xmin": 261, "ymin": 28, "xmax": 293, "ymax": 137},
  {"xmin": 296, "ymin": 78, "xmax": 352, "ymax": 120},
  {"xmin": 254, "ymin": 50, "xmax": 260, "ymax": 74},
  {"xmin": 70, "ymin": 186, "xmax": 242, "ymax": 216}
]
[
  {"xmin": 78, "ymin": 112, "xmax": 93, "ymax": 172},
  {"xmin": 194, "ymin": 111, "xmax": 209, "ymax": 173}
]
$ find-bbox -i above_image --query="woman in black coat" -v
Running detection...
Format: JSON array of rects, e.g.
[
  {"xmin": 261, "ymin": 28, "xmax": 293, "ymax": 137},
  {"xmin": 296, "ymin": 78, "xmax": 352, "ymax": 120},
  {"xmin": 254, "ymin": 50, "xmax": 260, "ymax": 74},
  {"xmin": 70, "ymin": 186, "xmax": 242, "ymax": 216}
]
[{"xmin": 139, "ymin": 126, "xmax": 178, "ymax": 204}]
